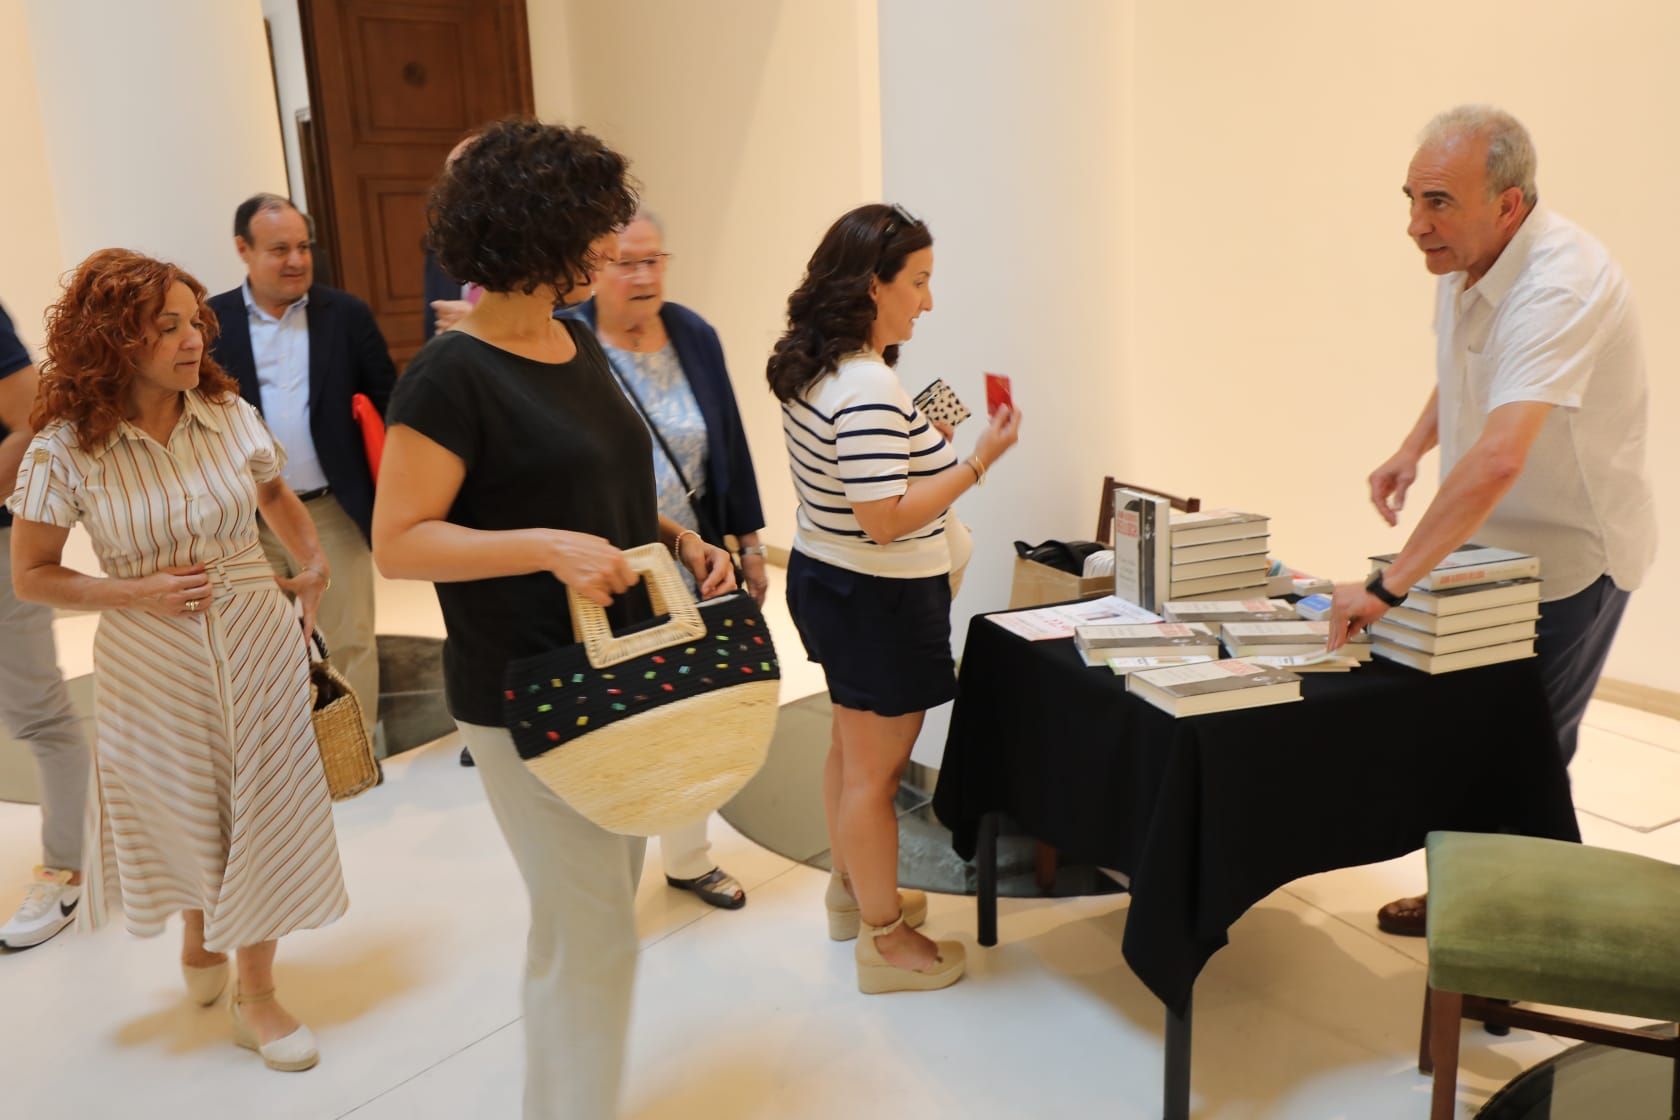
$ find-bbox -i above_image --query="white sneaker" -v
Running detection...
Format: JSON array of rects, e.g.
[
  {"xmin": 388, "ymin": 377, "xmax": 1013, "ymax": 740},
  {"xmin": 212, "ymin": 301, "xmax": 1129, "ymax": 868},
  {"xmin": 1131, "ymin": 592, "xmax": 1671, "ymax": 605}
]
[{"xmin": 0, "ymin": 867, "xmax": 81, "ymax": 949}]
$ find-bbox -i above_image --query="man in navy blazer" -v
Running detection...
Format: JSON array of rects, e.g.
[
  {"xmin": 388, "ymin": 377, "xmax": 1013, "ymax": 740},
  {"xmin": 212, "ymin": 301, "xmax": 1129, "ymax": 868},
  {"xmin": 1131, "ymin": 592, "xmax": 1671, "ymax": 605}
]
[{"xmin": 209, "ymin": 193, "xmax": 396, "ymax": 748}]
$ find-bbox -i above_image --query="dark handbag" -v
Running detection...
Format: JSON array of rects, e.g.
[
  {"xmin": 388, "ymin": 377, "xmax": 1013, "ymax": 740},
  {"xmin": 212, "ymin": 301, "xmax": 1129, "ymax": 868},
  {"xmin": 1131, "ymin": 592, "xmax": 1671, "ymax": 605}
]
[
  {"xmin": 1013, "ymin": 539, "xmax": 1106, "ymax": 575},
  {"xmin": 502, "ymin": 544, "xmax": 780, "ymax": 836}
]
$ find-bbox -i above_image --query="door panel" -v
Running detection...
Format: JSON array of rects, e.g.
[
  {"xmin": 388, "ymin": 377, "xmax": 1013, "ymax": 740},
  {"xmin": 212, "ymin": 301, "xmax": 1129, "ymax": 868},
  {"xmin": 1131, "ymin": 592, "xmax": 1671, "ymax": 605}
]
[{"xmin": 300, "ymin": 0, "xmax": 533, "ymax": 368}]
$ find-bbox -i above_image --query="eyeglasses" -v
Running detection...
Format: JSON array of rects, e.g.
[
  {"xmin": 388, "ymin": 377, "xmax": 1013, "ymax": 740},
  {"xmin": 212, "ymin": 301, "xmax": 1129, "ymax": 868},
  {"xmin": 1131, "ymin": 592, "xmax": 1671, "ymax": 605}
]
[{"xmin": 605, "ymin": 252, "xmax": 672, "ymax": 275}]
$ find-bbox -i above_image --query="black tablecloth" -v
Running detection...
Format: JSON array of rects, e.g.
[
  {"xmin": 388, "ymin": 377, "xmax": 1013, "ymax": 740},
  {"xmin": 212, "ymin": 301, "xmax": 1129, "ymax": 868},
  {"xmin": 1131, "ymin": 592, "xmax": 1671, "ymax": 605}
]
[{"xmin": 933, "ymin": 611, "xmax": 1579, "ymax": 1015}]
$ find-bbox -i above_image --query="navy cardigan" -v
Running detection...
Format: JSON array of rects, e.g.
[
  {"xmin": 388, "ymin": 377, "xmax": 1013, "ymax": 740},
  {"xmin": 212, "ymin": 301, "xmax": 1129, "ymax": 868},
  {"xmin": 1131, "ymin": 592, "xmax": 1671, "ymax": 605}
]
[{"xmin": 558, "ymin": 298, "xmax": 766, "ymax": 541}]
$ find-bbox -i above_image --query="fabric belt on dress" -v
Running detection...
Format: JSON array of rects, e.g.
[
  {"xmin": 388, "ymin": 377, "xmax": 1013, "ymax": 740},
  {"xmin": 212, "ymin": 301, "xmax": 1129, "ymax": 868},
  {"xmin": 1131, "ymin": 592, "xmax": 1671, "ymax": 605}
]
[
  {"xmin": 293, "ymin": 486, "xmax": 332, "ymax": 503},
  {"xmin": 205, "ymin": 542, "xmax": 282, "ymax": 601}
]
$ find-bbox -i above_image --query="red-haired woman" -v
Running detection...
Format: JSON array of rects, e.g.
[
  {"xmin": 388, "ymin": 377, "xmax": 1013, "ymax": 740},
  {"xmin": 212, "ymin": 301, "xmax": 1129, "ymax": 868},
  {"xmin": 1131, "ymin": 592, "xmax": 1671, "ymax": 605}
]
[{"xmin": 6, "ymin": 249, "xmax": 347, "ymax": 1072}]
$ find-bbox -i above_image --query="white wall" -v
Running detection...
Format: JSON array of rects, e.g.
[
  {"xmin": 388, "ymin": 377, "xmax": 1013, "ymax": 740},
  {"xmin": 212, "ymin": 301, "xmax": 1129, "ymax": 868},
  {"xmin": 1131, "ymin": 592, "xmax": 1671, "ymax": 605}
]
[
  {"xmin": 261, "ymin": 0, "xmax": 312, "ymax": 212},
  {"xmin": 0, "ymin": 0, "xmax": 65, "ymax": 349},
  {"xmin": 877, "ymin": 0, "xmax": 1133, "ymax": 762},
  {"xmin": 25, "ymin": 0, "xmax": 289, "ymax": 296},
  {"xmin": 878, "ymin": 0, "xmax": 1133, "ymax": 634},
  {"xmin": 1125, "ymin": 0, "xmax": 1679, "ymax": 691},
  {"xmin": 525, "ymin": 0, "xmax": 883, "ymax": 549}
]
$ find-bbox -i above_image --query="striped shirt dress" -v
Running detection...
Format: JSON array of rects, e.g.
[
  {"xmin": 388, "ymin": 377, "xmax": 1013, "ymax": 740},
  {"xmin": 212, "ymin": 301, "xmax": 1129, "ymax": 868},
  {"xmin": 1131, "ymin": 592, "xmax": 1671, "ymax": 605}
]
[{"xmin": 6, "ymin": 391, "xmax": 349, "ymax": 952}]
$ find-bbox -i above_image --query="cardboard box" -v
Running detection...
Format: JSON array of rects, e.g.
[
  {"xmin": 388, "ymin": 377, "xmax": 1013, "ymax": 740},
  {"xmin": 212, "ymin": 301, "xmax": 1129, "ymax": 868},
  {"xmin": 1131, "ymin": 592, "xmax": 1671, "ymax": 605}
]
[{"xmin": 1007, "ymin": 555, "xmax": 1112, "ymax": 609}]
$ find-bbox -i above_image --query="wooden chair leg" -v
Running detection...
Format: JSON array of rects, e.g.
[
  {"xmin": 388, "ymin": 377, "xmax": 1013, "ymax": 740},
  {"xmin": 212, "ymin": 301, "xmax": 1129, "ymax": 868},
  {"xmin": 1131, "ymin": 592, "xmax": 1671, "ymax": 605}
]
[
  {"xmin": 1418, "ymin": 983, "xmax": 1434, "ymax": 1073},
  {"xmin": 1670, "ymin": 1046, "xmax": 1678, "ymax": 1120},
  {"xmin": 1429, "ymin": 988, "xmax": 1464, "ymax": 1120},
  {"xmin": 1033, "ymin": 841, "xmax": 1058, "ymax": 891}
]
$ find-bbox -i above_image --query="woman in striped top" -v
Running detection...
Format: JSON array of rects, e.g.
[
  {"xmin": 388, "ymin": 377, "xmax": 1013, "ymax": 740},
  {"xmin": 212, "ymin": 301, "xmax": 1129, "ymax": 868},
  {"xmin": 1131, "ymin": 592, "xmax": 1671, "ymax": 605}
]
[
  {"xmin": 769, "ymin": 204, "xmax": 1021, "ymax": 994},
  {"xmin": 8, "ymin": 251, "xmax": 347, "ymax": 1073}
]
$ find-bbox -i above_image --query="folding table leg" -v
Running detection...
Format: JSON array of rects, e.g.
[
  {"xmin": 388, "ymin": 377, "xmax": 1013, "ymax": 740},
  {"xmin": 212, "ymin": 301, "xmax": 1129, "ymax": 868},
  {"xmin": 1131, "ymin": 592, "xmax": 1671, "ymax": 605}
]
[
  {"xmin": 1163, "ymin": 995, "xmax": 1192, "ymax": 1120},
  {"xmin": 977, "ymin": 811, "xmax": 999, "ymax": 947}
]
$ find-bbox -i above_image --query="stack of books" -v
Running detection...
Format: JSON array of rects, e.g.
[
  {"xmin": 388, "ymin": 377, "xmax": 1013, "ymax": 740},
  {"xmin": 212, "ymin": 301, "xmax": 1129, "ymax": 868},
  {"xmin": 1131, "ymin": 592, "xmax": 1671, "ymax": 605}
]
[
  {"xmin": 1367, "ymin": 544, "xmax": 1542, "ymax": 673},
  {"xmin": 1162, "ymin": 597, "xmax": 1298, "ymax": 636},
  {"xmin": 1127, "ymin": 658, "xmax": 1303, "ymax": 717},
  {"xmin": 1222, "ymin": 620, "xmax": 1370, "ymax": 669},
  {"xmin": 1168, "ymin": 510, "xmax": 1271, "ymax": 600},
  {"xmin": 1074, "ymin": 622, "xmax": 1221, "ymax": 672}
]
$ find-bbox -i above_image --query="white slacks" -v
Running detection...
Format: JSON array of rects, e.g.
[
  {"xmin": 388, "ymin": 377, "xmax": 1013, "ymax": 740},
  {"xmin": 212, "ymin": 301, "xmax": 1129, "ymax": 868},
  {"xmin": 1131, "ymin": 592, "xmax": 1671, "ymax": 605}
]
[{"xmin": 458, "ymin": 721, "xmax": 645, "ymax": 1120}]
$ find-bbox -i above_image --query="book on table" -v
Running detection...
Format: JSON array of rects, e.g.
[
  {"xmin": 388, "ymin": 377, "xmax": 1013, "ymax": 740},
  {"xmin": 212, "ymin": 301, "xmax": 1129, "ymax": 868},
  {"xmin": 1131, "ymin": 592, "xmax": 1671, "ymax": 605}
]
[
  {"xmin": 1163, "ymin": 597, "xmax": 1299, "ymax": 634},
  {"xmin": 1168, "ymin": 568, "xmax": 1273, "ymax": 598},
  {"xmin": 1371, "ymin": 544, "xmax": 1539, "ymax": 592},
  {"xmin": 1169, "ymin": 509, "xmax": 1269, "ymax": 547},
  {"xmin": 1369, "ymin": 618, "xmax": 1537, "ymax": 656},
  {"xmin": 1371, "ymin": 638, "xmax": 1536, "ymax": 674},
  {"xmin": 1220, "ymin": 620, "xmax": 1372, "ymax": 661},
  {"xmin": 1074, "ymin": 622, "xmax": 1221, "ymax": 668},
  {"xmin": 1112, "ymin": 487, "xmax": 1173, "ymax": 612},
  {"xmin": 1398, "ymin": 577, "xmax": 1542, "ymax": 617},
  {"xmin": 1127, "ymin": 658, "xmax": 1303, "ymax": 717},
  {"xmin": 1243, "ymin": 649, "xmax": 1362, "ymax": 673},
  {"xmin": 1169, "ymin": 552, "xmax": 1272, "ymax": 581},
  {"xmin": 1171, "ymin": 537, "xmax": 1272, "ymax": 564},
  {"xmin": 1294, "ymin": 593, "xmax": 1332, "ymax": 620},
  {"xmin": 1384, "ymin": 598, "xmax": 1541, "ymax": 635}
]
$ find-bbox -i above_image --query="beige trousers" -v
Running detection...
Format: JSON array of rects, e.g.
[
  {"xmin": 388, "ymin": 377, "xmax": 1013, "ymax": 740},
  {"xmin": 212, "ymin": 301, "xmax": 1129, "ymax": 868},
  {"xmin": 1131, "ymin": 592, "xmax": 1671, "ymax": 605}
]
[
  {"xmin": 259, "ymin": 494, "xmax": 379, "ymax": 745},
  {"xmin": 0, "ymin": 526, "xmax": 90, "ymax": 871},
  {"xmin": 459, "ymin": 721, "xmax": 645, "ymax": 1120}
]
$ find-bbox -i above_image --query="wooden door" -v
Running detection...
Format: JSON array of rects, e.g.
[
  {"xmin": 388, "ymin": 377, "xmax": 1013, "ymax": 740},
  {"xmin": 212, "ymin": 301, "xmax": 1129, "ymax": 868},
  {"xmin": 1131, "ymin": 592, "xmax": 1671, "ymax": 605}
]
[{"xmin": 299, "ymin": 0, "xmax": 533, "ymax": 368}]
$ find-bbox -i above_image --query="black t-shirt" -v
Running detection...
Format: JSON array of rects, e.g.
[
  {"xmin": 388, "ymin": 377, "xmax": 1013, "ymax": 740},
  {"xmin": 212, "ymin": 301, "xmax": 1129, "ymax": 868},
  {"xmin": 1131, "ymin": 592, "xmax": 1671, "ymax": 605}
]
[
  {"xmin": 0, "ymin": 303, "xmax": 36, "ymax": 530},
  {"xmin": 386, "ymin": 320, "xmax": 660, "ymax": 725}
]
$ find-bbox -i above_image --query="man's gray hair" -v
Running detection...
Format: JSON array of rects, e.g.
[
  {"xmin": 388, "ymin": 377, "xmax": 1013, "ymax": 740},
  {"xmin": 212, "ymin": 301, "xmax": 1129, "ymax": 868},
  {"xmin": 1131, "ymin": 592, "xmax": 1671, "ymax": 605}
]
[{"xmin": 1419, "ymin": 105, "xmax": 1539, "ymax": 208}]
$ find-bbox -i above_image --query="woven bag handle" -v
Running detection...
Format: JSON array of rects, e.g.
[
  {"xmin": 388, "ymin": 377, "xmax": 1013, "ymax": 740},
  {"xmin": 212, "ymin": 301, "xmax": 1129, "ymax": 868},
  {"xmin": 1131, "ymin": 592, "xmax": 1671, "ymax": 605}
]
[{"xmin": 567, "ymin": 543, "xmax": 708, "ymax": 669}]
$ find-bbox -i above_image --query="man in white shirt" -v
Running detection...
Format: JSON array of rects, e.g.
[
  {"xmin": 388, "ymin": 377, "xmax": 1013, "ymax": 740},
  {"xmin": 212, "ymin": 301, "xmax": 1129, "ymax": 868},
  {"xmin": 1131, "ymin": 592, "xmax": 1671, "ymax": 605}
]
[
  {"xmin": 1326, "ymin": 106, "xmax": 1658, "ymax": 936},
  {"xmin": 209, "ymin": 195, "xmax": 397, "ymax": 751}
]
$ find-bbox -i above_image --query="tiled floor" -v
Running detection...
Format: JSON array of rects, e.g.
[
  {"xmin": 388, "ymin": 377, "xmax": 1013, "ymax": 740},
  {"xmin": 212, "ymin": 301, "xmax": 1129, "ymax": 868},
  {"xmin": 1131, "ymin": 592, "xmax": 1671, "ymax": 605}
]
[{"xmin": 1, "ymin": 568, "xmax": 1674, "ymax": 1119}]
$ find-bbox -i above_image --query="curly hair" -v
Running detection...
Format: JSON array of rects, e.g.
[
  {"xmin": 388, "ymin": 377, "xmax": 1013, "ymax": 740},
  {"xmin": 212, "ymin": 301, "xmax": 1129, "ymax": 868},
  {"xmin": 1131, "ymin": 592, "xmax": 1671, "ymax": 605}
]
[
  {"xmin": 767, "ymin": 203, "xmax": 932, "ymax": 403},
  {"xmin": 425, "ymin": 117, "xmax": 638, "ymax": 296},
  {"xmin": 31, "ymin": 249, "xmax": 238, "ymax": 451}
]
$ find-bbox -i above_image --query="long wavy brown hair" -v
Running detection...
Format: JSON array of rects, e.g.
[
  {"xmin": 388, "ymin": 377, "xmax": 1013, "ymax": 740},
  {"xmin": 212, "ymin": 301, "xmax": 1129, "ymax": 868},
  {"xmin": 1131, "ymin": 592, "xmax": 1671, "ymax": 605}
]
[
  {"xmin": 766, "ymin": 203, "xmax": 932, "ymax": 402},
  {"xmin": 32, "ymin": 249, "xmax": 239, "ymax": 451}
]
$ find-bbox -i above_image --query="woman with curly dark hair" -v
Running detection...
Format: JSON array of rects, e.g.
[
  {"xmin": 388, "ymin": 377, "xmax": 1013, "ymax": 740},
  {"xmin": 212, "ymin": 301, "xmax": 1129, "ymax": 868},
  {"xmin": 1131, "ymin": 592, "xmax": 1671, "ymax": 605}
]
[
  {"xmin": 373, "ymin": 118, "xmax": 736, "ymax": 1119},
  {"xmin": 7, "ymin": 249, "xmax": 347, "ymax": 1071},
  {"xmin": 770, "ymin": 203, "xmax": 1021, "ymax": 994}
]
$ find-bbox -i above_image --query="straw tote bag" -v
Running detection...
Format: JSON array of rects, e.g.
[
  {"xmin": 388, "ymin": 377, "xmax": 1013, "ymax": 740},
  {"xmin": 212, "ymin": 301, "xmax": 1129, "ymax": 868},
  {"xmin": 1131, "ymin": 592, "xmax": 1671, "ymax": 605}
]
[
  {"xmin": 501, "ymin": 543, "xmax": 781, "ymax": 836},
  {"xmin": 309, "ymin": 632, "xmax": 379, "ymax": 801}
]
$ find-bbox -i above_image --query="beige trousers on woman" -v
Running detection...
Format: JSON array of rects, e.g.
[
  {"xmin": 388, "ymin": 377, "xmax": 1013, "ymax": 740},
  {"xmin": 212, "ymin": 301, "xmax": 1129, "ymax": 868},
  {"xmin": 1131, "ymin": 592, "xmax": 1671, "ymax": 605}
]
[{"xmin": 458, "ymin": 721, "xmax": 646, "ymax": 1120}]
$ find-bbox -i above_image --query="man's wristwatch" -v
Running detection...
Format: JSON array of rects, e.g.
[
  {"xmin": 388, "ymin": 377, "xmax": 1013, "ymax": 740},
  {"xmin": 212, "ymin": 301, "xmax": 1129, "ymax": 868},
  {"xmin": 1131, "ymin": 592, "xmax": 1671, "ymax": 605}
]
[{"xmin": 1365, "ymin": 571, "xmax": 1407, "ymax": 608}]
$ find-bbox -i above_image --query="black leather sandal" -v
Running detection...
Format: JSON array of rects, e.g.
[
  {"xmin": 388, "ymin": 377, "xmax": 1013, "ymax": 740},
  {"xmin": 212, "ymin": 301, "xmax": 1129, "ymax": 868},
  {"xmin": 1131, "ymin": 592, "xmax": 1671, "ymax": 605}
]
[{"xmin": 666, "ymin": 867, "xmax": 746, "ymax": 910}]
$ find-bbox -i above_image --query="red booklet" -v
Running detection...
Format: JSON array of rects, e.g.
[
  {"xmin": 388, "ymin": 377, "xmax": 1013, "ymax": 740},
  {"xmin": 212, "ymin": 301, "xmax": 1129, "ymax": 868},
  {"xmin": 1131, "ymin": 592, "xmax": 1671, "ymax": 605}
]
[
  {"xmin": 984, "ymin": 372, "xmax": 1013, "ymax": 418},
  {"xmin": 351, "ymin": 393, "xmax": 385, "ymax": 483}
]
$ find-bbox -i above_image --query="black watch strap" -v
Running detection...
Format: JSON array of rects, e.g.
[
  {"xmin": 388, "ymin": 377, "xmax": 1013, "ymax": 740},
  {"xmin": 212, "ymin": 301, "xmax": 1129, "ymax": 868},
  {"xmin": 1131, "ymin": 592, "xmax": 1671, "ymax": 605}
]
[{"xmin": 1366, "ymin": 571, "xmax": 1407, "ymax": 607}]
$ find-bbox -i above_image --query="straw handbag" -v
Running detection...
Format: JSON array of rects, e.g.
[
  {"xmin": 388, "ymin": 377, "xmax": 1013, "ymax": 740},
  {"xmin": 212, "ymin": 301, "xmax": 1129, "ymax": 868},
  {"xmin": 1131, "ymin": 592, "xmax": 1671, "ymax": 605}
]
[
  {"xmin": 309, "ymin": 632, "xmax": 379, "ymax": 801},
  {"xmin": 502, "ymin": 543, "xmax": 780, "ymax": 836}
]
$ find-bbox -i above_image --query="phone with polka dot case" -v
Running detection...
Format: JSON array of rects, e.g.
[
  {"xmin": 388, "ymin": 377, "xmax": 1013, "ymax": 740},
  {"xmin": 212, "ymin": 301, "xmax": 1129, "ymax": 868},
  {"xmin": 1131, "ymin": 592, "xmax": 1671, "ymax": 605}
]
[{"xmin": 913, "ymin": 378, "xmax": 971, "ymax": 427}]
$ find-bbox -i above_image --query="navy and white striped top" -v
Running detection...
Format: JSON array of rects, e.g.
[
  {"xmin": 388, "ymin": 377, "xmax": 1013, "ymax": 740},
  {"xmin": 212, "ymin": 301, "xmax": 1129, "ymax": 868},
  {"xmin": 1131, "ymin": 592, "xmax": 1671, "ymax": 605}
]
[{"xmin": 783, "ymin": 353, "xmax": 958, "ymax": 578}]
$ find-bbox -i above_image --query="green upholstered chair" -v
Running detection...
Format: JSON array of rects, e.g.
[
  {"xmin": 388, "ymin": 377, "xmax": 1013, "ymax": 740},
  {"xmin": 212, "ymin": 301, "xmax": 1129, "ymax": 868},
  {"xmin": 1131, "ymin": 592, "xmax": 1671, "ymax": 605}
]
[{"xmin": 1419, "ymin": 830, "xmax": 1680, "ymax": 1119}]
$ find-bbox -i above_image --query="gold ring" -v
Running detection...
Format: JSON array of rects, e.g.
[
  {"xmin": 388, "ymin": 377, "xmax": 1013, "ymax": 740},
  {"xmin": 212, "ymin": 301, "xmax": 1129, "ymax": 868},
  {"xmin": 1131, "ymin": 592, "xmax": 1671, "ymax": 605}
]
[{"xmin": 188, "ymin": 600, "xmax": 200, "ymax": 612}]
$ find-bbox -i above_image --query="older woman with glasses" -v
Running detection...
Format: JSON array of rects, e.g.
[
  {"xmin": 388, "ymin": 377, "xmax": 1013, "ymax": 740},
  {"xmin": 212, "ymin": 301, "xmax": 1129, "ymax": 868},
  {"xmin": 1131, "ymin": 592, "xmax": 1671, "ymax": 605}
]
[{"xmin": 560, "ymin": 209, "xmax": 768, "ymax": 911}]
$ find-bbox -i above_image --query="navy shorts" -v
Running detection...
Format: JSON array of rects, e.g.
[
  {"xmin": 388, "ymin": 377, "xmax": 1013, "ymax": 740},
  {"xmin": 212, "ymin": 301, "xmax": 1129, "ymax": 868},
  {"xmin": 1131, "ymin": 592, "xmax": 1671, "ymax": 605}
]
[{"xmin": 786, "ymin": 549, "xmax": 957, "ymax": 717}]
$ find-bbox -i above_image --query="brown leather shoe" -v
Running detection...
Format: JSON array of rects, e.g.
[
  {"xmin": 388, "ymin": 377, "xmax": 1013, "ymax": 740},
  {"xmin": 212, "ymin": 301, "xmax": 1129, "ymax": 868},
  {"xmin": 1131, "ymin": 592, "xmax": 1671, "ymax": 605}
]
[{"xmin": 1377, "ymin": 893, "xmax": 1427, "ymax": 936}]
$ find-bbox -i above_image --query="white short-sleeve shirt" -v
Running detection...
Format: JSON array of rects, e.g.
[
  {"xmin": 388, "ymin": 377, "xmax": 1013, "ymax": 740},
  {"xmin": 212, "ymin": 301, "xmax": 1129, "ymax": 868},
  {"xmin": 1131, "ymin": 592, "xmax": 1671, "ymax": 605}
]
[
  {"xmin": 1434, "ymin": 206, "xmax": 1657, "ymax": 600},
  {"xmin": 782, "ymin": 353, "xmax": 957, "ymax": 578}
]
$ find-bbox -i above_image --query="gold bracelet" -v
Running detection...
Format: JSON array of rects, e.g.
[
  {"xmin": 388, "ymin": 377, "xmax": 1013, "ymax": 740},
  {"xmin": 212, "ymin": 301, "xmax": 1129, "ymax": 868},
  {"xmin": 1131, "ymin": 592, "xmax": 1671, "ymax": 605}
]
[
  {"xmin": 967, "ymin": 455, "xmax": 988, "ymax": 486},
  {"xmin": 671, "ymin": 530, "xmax": 700, "ymax": 566},
  {"xmin": 306, "ymin": 564, "xmax": 332, "ymax": 591}
]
